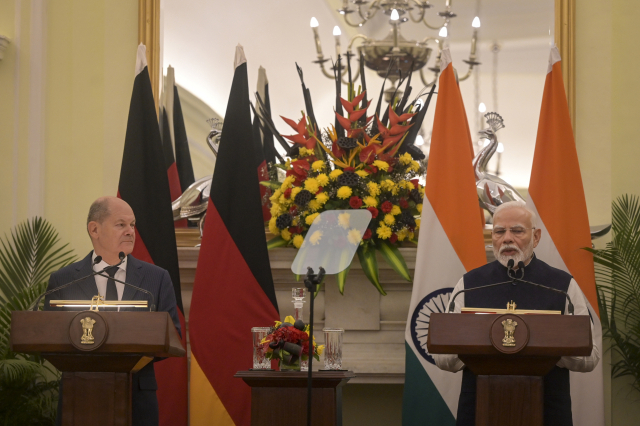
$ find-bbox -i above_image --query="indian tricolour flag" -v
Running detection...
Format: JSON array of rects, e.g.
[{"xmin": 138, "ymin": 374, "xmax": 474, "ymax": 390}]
[
  {"xmin": 403, "ymin": 49, "xmax": 486, "ymax": 425},
  {"xmin": 526, "ymin": 45, "xmax": 604, "ymax": 426}
]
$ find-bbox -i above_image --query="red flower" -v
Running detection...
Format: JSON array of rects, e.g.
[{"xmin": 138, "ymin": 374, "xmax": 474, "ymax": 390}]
[
  {"xmin": 281, "ymin": 114, "xmax": 317, "ymax": 150},
  {"xmin": 316, "ymin": 187, "xmax": 323, "ymax": 194},
  {"xmin": 399, "ymin": 198, "xmax": 409, "ymax": 209},
  {"xmin": 284, "ymin": 188, "xmax": 292, "ymax": 199},
  {"xmin": 411, "ymin": 179, "xmax": 420, "ymax": 188},
  {"xmin": 363, "ymin": 229, "xmax": 373, "ymax": 239},
  {"xmin": 343, "ymin": 167, "xmax": 355, "ymax": 172},
  {"xmin": 359, "ymin": 145, "xmax": 376, "ymax": 164},
  {"xmin": 289, "ymin": 206, "xmax": 298, "ymax": 215},
  {"xmin": 381, "ymin": 201, "xmax": 393, "ymax": 213},
  {"xmin": 389, "ymin": 233, "xmax": 398, "ymax": 243},
  {"xmin": 331, "ymin": 141, "xmax": 346, "ymax": 158},
  {"xmin": 349, "ymin": 196, "xmax": 363, "ymax": 209},
  {"xmin": 366, "ymin": 207, "xmax": 378, "ymax": 218},
  {"xmin": 364, "ymin": 165, "xmax": 378, "ymax": 174},
  {"xmin": 289, "ymin": 225, "xmax": 303, "ymax": 234}
]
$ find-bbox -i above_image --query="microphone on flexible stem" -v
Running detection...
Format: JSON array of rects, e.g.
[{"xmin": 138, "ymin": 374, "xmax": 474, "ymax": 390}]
[
  {"xmin": 33, "ymin": 252, "xmax": 128, "ymax": 311},
  {"xmin": 508, "ymin": 259, "xmax": 575, "ymax": 315}
]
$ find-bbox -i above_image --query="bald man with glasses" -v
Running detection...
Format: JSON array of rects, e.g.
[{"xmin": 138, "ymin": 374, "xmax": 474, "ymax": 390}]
[{"xmin": 434, "ymin": 201, "xmax": 599, "ymax": 426}]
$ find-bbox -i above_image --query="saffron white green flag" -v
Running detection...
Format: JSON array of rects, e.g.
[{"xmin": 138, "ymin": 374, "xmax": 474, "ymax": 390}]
[{"xmin": 403, "ymin": 49, "xmax": 486, "ymax": 425}]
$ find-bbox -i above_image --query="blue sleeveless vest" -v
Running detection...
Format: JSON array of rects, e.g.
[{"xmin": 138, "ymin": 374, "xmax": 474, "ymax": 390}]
[{"xmin": 456, "ymin": 255, "xmax": 573, "ymax": 426}]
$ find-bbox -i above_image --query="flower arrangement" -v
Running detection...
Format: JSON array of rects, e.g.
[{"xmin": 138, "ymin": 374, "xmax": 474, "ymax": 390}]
[
  {"xmin": 261, "ymin": 315, "xmax": 323, "ymax": 370},
  {"xmin": 257, "ymin": 58, "xmax": 434, "ymax": 295}
]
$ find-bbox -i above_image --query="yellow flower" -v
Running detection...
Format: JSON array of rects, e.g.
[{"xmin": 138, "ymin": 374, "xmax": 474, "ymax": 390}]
[
  {"xmin": 281, "ymin": 229, "xmax": 292, "ymax": 241},
  {"xmin": 408, "ymin": 231, "xmax": 415, "ymax": 241},
  {"xmin": 269, "ymin": 189, "xmax": 282, "ymax": 203},
  {"xmin": 377, "ymin": 224, "xmax": 392, "ymax": 239},
  {"xmin": 397, "ymin": 228, "xmax": 408, "ymax": 241},
  {"xmin": 278, "ymin": 194, "xmax": 288, "ymax": 205},
  {"xmin": 317, "ymin": 344, "xmax": 325, "ymax": 355},
  {"xmin": 309, "ymin": 230, "xmax": 323, "ymax": 245},
  {"xmin": 312, "ymin": 160, "xmax": 325, "ymax": 171},
  {"xmin": 284, "ymin": 315, "xmax": 296, "ymax": 324},
  {"xmin": 384, "ymin": 214, "xmax": 395, "ymax": 226},
  {"xmin": 391, "ymin": 205, "xmax": 401, "ymax": 216},
  {"xmin": 293, "ymin": 234, "xmax": 304, "ymax": 248},
  {"xmin": 299, "ymin": 147, "xmax": 315, "ymax": 157},
  {"xmin": 363, "ymin": 196, "xmax": 378, "ymax": 207},
  {"xmin": 316, "ymin": 192, "xmax": 329, "ymax": 205},
  {"xmin": 415, "ymin": 218, "xmax": 421, "ymax": 230},
  {"xmin": 409, "ymin": 160, "xmax": 420, "ymax": 172},
  {"xmin": 304, "ymin": 178, "xmax": 319, "ymax": 194},
  {"xmin": 270, "ymin": 203, "xmax": 283, "ymax": 216},
  {"xmin": 316, "ymin": 173, "xmax": 329, "ymax": 186},
  {"xmin": 274, "ymin": 320, "xmax": 282, "ymax": 328},
  {"xmin": 329, "ymin": 169, "xmax": 343, "ymax": 180},
  {"xmin": 280, "ymin": 176, "xmax": 295, "ymax": 191},
  {"xmin": 367, "ymin": 181, "xmax": 380, "ymax": 197},
  {"xmin": 308, "ymin": 200, "xmax": 321, "ymax": 211},
  {"xmin": 399, "ymin": 152, "xmax": 412, "ymax": 165},
  {"xmin": 347, "ymin": 228, "xmax": 362, "ymax": 245},
  {"xmin": 355, "ymin": 170, "xmax": 369, "ymax": 178},
  {"xmin": 406, "ymin": 181, "xmax": 415, "ymax": 190},
  {"xmin": 373, "ymin": 160, "xmax": 389, "ymax": 171},
  {"xmin": 337, "ymin": 186, "xmax": 352, "ymax": 199},
  {"xmin": 417, "ymin": 203, "xmax": 423, "ymax": 213},
  {"xmin": 306, "ymin": 212, "xmax": 320, "ymax": 225},
  {"xmin": 268, "ymin": 217, "xmax": 280, "ymax": 235},
  {"xmin": 338, "ymin": 213, "xmax": 350, "ymax": 229},
  {"xmin": 381, "ymin": 179, "xmax": 398, "ymax": 195},
  {"xmin": 291, "ymin": 187, "xmax": 302, "ymax": 199}
]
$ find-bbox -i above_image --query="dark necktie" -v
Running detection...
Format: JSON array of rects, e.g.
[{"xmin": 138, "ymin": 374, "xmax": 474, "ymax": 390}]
[{"xmin": 105, "ymin": 266, "xmax": 119, "ymax": 301}]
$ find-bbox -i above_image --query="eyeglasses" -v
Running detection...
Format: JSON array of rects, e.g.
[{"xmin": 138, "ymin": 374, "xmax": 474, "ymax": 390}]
[{"xmin": 492, "ymin": 227, "xmax": 536, "ymax": 238}]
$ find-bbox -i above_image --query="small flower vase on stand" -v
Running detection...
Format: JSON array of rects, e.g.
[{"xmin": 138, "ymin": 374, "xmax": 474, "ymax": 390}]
[{"xmin": 279, "ymin": 359, "xmax": 301, "ymax": 372}]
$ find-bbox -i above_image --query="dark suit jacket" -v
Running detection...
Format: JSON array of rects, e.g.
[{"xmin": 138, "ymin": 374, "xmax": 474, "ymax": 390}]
[{"xmin": 45, "ymin": 252, "xmax": 181, "ymax": 426}]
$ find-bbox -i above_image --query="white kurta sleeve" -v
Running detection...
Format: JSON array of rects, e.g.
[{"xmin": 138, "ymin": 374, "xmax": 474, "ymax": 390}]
[
  {"xmin": 556, "ymin": 279, "xmax": 600, "ymax": 372},
  {"xmin": 433, "ymin": 277, "xmax": 466, "ymax": 372}
]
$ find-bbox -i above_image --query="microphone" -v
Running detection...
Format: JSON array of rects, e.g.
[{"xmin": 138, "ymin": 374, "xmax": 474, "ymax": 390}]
[
  {"xmin": 447, "ymin": 257, "xmax": 575, "ymax": 315},
  {"xmin": 33, "ymin": 253, "xmax": 127, "ymax": 311},
  {"xmin": 92, "ymin": 272, "xmax": 156, "ymax": 312},
  {"xmin": 506, "ymin": 260, "xmax": 575, "ymax": 315}
]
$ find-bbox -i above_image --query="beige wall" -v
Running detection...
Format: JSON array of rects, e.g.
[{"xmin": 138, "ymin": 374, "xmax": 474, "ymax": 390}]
[{"xmin": 0, "ymin": 0, "xmax": 138, "ymax": 256}]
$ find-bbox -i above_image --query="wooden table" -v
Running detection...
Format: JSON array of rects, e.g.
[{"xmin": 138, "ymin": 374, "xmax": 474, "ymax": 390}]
[{"xmin": 235, "ymin": 370, "xmax": 355, "ymax": 426}]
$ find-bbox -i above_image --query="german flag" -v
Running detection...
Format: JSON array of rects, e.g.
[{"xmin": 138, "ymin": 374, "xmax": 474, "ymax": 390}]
[
  {"xmin": 189, "ymin": 45, "xmax": 279, "ymax": 426},
  {"xmin": 119, "ymin": 44, "xmax": 188, "ymax": 426}
]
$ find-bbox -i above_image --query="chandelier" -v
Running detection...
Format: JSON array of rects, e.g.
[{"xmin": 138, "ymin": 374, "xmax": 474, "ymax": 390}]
[{"xmin": 309, "ymin": 0, "xmax": 481, "ymax": 101}]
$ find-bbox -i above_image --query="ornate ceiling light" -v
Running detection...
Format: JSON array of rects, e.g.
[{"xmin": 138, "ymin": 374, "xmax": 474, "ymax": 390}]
[{"xmin": 310, "ymin": 1, "xmax": 481, "ymax": 101}]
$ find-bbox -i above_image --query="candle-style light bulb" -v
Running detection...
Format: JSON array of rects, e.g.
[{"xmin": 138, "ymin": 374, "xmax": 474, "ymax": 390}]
[
  {"xmin": 439, "ymin": 25, "xmax": 448, "ymax": 38},
  {"xmin": 310, "ymin": 17, "xmax": 319, "ymax": 28},
  {"xmin": 472, "ymin": 16, "xmax": 481, "ymax": 28},
  {"xmin": 415, "ymin": 135, "xmax": 425, "ymax": 146},
  {"xmin": 497, "ymin": 143, "xmax": 504, "ymax": 153},
  {"xmin": 390, "ymin": 9, "xmax": 400, "ymax": 21},
  {"xmin": 478, "ymin": 102, "xmax": 486, "ymax": 112},
  {"xmin": 334, "ymin": 26, "xmax": 342, "ymax": 56},
  {"xmin": 333, "ymin": 26, "xmax": 341, "ymax": 36}
]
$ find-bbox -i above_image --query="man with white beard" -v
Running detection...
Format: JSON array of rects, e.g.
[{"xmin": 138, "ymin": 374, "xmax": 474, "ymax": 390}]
[{"xmin": 434, "ymin": 201, "xmax": 599, "ymax": 426}]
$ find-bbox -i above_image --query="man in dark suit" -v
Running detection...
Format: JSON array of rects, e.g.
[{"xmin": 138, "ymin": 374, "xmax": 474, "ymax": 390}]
[{"xmin": 45, "ymin": 196, "xmax": 181, "ymax": 426}]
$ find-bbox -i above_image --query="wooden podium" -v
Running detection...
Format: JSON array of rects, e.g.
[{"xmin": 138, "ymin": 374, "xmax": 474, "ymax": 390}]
[
  {"xmin": 10, "ymin": 311, "xmax": 185, "ymax": 426},
  {"xmin": 235, "ymin": 370, "xmax": 355, "ymax": 426},
  {"xmin": 428, "ymin": 313, "xmax": 592, "ymax": 426}
]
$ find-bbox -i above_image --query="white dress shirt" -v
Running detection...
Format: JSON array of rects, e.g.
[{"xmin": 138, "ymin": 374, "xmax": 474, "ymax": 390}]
[
  {"xmin": 92, "ymin": 252, "xmax": 127, "ymax": 301},
  {"xmin": 434, "ymin": 277, "xmax": 600, "ymax": 373}
]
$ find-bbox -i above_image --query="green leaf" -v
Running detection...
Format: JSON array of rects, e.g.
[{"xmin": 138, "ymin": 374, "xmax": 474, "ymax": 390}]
[
  {"xmin": 336, "ymin": 264, "xmax": 351, "ymax": 295},
  {"xmin": 259, "ymin": 181, "xmax": 282, "ymax": 190},
  {"xmin": 357, "ymin": 244, "xmax": 386, "ymax": 295},
  {"xmin": 266, "ymin": 236, "xmax": 288, "ymax": 250},
  {"xmin": 376, "ymin": 240, "xmax": 412, "ymax": 282}
]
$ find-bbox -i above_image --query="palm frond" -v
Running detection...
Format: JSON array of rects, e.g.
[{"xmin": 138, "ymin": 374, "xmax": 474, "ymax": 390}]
[{"xmin": 590, "ymin": 194, "xmax": 640, "ymax": 393}]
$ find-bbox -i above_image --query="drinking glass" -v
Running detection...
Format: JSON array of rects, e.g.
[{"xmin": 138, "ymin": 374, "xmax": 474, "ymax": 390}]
[
  {"xmin": 323, "ymin": 328, "xmax": 344, "ymax": 370},
  {"xmin": 251, "ymin": 327, "xmax": 272, "ymax": 370}
]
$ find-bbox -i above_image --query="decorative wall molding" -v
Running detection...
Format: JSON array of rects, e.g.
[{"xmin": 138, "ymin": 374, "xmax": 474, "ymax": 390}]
[
  {"xmin": 0, "ymin": 35, "xmax": 9, "ymax": 61},
  {"xmin": 138, "ymin": 0, "xmax": 161, "ymax": 109},
  {"xmin": 555, "ymin": 0, "xmax": 576, "ymax": 131}
]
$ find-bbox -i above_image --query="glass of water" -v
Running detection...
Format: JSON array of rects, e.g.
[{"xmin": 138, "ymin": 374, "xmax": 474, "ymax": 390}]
[
  {"xmin": 251, "ymin": 327, "xmax": 272, "ymax": 370},
  {"xmin": 323, "ymin": 328, "xmax": 344, "ymax": 370}
]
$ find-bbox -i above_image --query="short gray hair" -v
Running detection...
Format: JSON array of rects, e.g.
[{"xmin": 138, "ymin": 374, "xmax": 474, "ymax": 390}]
[
  {"xmin": 87, "ymin": 198, "xmax": 111, "ymax": 226},
  {"xmin": 493, "ymin": 201, "xmax": 538, "ymax": 228}
]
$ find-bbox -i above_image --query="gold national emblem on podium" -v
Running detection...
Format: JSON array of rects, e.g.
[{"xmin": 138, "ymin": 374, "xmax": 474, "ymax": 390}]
[
  {"xmin": 80, "ymin": 317, "xmax": 96, "ymax": 345},
  {"xmin": 501, "ymin": 318, "xmax": 517, "ymax": 347}
]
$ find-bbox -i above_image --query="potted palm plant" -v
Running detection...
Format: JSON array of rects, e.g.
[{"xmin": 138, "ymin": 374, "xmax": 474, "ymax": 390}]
[
  {"xmin": 586, "ymin": 194, "xmax": 640, "ymax": 393},
  {"xmin": 0, "ymin": 217, "xmax": 76, "ymax": 424}
]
